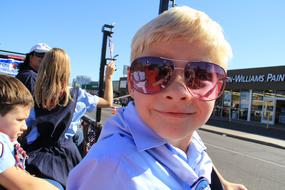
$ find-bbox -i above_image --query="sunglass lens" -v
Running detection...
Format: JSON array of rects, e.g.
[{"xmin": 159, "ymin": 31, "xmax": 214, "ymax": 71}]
[
  {"xmin": 185, "ymin": 62, "xmax": 226, "ymax": 100},
  {"xmin": 34, "ymin": 52, "xmax": 45, "ymax": 58},
  {"xmin": 131, "ymin": 57, "xmax": 226, "ymax": 100},
  {"xmin": 131, "ymin": 57, "xmax": 173, "ymax": 94}
]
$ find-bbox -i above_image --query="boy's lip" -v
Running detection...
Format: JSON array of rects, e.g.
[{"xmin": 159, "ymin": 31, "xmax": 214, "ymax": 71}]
[{"xmin": 153, "ymin": 109, "xmax": 196, "ymax": 118}]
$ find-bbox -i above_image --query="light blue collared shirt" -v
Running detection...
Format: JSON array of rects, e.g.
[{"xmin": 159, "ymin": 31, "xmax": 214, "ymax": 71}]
[
  {"xmin": 26, "ymin": 88, "xmax": 99, "ymax": 144},
  {"xmin": 67, "ymin": 102, "xmax": 212, "ymax": 190},
  {"xmin": 0, "ymin": 133, "xmax": 17, "ymax": 173}
]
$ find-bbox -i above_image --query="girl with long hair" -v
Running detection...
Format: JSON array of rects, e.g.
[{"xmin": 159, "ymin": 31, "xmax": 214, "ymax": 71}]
[{"xmin": 21, "ymin": 48, "xmax": 115, "ymax": 188}]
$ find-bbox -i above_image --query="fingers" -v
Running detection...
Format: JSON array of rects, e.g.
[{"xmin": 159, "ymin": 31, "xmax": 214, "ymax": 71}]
[
  {"xmin": 238, "ymin": 184, "xmax": 248, "ymax": 190},
  {"xmin": 224, "ymin": 183, "xmax": 248, "ymax": 190},
  {"xmin": 106, "ymin": 61, "xmax": 116, "ymax": 76}
]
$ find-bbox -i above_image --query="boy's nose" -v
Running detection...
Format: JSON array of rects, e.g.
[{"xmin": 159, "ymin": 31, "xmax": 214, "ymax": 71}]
[
  {"xmin": 163, "ymin": 74, "xmax": 192, "ymax": 101},
  {"xmin": 22, "ymin": 122, "xmax": 28, "ymax": 131}
]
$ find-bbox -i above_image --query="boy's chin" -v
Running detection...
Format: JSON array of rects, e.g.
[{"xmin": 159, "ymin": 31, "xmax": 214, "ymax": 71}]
[
  {"xmin": 14, "ymin": 133, "xmax": 24, "ymax": 142},
  {"xmin": 10, "ymin": 137, "xmax": 18, "ymax": 142}
]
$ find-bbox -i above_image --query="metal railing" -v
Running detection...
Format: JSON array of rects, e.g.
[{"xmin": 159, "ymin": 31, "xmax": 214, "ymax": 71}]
[
  {"xmin": 81, "ymin": 115, "xmax": 102, "ymax": 152},
  {"xmin": 81, "ymin": 94, "xmax": 131, "ymax": 153}
]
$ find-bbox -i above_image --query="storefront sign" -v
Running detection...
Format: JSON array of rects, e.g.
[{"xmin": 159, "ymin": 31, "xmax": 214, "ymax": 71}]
[
  {"xmin": 0, "ymin": 58, "xmax": 22, "ymax": 76},
  {"xmin": 228, "ymin": 73, "xmax": 285, "ymax": 83}
]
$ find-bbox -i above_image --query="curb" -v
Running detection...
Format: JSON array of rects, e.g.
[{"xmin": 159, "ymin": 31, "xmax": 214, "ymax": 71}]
[{"xmin": 199, "ymin": 127, "xmax": 285, "ymax": 150}]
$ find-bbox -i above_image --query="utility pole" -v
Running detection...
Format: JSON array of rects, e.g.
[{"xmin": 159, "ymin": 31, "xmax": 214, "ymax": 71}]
[
  {"xmin": 158, "ymin": 0, "xmax": 176, "ymax": 14},
  {"xmin": 96, "ymin": 24, "xmax": 114, "ymax": 123}
]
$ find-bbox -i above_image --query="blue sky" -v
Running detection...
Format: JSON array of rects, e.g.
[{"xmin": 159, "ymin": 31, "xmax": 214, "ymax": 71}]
[{"xmin": 1, "ymin": 0, "xmax": 284, "ymax": 81}]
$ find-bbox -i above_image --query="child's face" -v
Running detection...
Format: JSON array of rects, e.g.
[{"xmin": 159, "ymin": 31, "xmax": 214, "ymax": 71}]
[
  {"xmin": 130, "ymin": 38, "xmax": 221, "ymax": 150},
  {"xmin": 0, "ymin": 105, "xmax": 30, "ymax": 142}
]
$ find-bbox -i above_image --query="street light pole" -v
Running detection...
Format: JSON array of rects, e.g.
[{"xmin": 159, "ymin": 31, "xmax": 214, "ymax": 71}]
[
  {"xmin": 158, "ymin": 0, "xmax": 176, "ymax": 14},
  {"xmin": 96, "ymin": 24, "xmax": 114, "ymax": 123}
]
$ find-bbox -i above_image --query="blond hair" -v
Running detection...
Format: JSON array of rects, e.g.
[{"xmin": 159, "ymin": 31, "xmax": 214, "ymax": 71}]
[
  {"xmin": 0, "ymin": 74, "xmax": 34, "ymax": 116},
  {"xmin": 131, "ymin": 6, "xmax": 232, "ymax": 69},
  {"xmin": 34, "ymin": 48, "xmax": 70, "ymax": 110}
]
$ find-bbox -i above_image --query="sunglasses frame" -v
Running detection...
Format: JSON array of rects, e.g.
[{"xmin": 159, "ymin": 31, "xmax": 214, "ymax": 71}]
[
  {"xmin": 130, "ymin": 56, "xmax": 227, "ymax": 101},
  {"xmin": 33, "ymin": 52, "xmax": 46, "ymax": 58}
]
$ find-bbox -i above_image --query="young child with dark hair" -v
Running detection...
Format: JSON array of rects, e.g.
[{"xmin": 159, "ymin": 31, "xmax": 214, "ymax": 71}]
[{"xmin": 0, "ymin": 74, "xmax": 62, "ymax": 190}]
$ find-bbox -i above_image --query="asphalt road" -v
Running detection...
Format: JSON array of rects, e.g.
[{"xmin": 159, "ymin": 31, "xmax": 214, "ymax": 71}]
[
  {"xmin": 198, "ymin": 130, "xmax": 285, "ymax": 190},
  {"xmin": 89, "ymin": 107, "xmax": 285, "ymax": 189}
]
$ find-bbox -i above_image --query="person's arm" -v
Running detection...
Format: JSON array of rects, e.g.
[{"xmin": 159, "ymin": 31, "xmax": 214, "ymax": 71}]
[
  {"xmin": 97, "ymin": 61, "xmax": 116, "ymax": 108},
  {"xmin": 0, "ymin": 166, "xmax": 59, "ymax": 190},
  {"xmin": 213, "ymin": 165, "xmax": 248, "ymax": 190}
]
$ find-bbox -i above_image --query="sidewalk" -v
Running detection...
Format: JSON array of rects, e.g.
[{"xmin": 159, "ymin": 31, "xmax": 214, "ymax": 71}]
[{"xmin": 200, "ymin": 118, "xmax": 285, "ymax": 150}]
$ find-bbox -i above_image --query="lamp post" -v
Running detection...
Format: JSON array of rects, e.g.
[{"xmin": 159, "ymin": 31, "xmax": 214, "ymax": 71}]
[
  {"xmin": 96, "ymin": 24, "xmax": 114, "ymax": 123},
  {"xmin": 158, "ymin": 0, "xmax": 176, "ymax": 14}
]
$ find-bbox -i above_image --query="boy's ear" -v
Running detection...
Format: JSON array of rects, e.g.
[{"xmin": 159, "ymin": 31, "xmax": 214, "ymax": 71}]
[{"xmin": 127, "ymin": 68, "xmax": 135, "ymax": 98}]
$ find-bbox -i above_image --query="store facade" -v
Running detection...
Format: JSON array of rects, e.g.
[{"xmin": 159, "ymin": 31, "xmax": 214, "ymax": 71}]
[
  {"xmin": 0, "ymin": 54, "xmax": 24, "ymax": 76},
  {"xmin": 212, "ymin": 65, "xmax": 285, "ymax": 127}
]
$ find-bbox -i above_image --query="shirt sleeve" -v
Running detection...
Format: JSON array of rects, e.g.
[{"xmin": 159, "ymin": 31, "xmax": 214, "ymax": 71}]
[
  {"xmin": 67, "ymin": 135, "xmax": 139, "ymax": 190},
  {"xmin": 0, "ymin": 136, "xmax": 15, "ymax": 173},
  {"xmin": 77, "ymin": 88, "xmax": 100, "ymax": 112},
  {"xmin": 67, "ymin": 152, "xmax": 123, "ymax": 190}
]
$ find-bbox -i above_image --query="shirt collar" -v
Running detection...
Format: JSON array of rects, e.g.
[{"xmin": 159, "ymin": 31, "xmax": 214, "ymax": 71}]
[
  {"xmin": 186, "ymin": 131, "xmax": 207, "ymax": 161},
  {"xmin": 0, "ymin": 132, "xmax": 18, "ymax": 149}
]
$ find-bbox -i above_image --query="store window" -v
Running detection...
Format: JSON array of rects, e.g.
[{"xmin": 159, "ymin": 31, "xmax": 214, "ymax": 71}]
[
  {"xmin": 264, "ymin": 90, "xmax": 275, "ymax": 98},
  {"xmin": 239, "ymin": 90, "xmax": 250, "ymax": 120},
  {"xmin": 275, "ymin": 90, "xmax": 285, "ymax": 126},
  {"xmin": 231, "ymin": 91, "xmax": 240, "ymax": 120},
  {"xmin": 251, "ymin": 90, "xmax": 263, "ymax": 122},
  {"xmin": 222, "ymin": 90, "xmax": 232, "ymax": 118},
  {"xmin": 213, "ymin": 96, "xmax": 223, "ymax": 117},
  {"xmin": 276, "ymin": 102, "xmax": 285, "ymax": 125},
  {"xmin": 276, "ymin": 90, "xmax": 285, "ymax": 99},
  {"xmin": 261, "ymin": 91, "xmax": 276, "ymax": 124}
]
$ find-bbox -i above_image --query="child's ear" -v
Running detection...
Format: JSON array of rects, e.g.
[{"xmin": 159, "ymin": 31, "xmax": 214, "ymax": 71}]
[{"xmin": 127, "ymin": 68, "xmax": 135, "ymax": 98}]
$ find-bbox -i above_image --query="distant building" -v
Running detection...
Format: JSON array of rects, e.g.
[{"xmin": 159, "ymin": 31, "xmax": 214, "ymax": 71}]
[
  {"xmin": 81, "ymin": 81, "xmax": 99, "ymax": 95},
  {"xmin": 72, "ymin": 75, "xmax": 92, "ymax": 87},
  {"xmin": 119, "ymin": 77, "xmax": 128, "ymax": 96},
  {"xmin": 76, "ymin": 80, "xmax": 120, "ymax": 96},
  {"xmin": 212, "ymin": 65, "xmax": 285, "ymax": 127},
  {"xmin": 113, "ymin": 80, "xmax": 120, "ymax": 97}
]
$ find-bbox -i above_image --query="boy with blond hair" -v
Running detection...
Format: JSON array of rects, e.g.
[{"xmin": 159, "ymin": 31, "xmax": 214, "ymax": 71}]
[{"xmin": 68, "ymin": 6, "xmax": 247, "ymax": 190}]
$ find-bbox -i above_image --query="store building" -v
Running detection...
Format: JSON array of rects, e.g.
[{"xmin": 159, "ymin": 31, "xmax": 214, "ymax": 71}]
[
  {"xmin": 212, "ymin": 65, "xmax": 285, "ymax": 127},
  {"xmin": 0, "ymin": 51, "xmax": 24, "ymax": 76}
]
